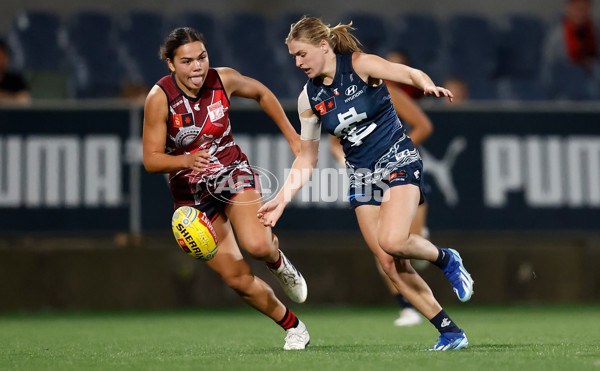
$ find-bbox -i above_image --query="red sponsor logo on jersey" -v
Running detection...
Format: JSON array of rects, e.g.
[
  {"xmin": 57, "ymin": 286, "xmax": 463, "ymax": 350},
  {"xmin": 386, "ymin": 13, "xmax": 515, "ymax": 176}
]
[
  {"xmin": 173, "ymin": 113, "xmax": 194, "ymax": 128},
  {"xmin": 315, "ymin": 97, "xmax": 336, "ymax": 115},
  {"xmin": 173, "ymin": 114, "xmax": 183, "ymax": 128},
  {"xmin": 389, "ymin": 171, "xmax": 407, "ymax": 181}
]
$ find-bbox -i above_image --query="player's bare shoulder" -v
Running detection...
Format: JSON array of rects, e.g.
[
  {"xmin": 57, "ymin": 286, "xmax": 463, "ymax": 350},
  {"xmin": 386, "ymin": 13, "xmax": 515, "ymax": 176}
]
[
  {"xmin": 351, "ymin": 52, "xmax": 383, "ymax": 83},
  {"xmin": 144, "ymin": 85, "xmax": 169, "ymax": 120},
  {"xmin": 214, "ymin": 66, "xmax": 238, "ymax": 77},
  {"xmin": 214, "ymin": 67, "xmax": 244, "ymax": 95},
  {"xmin": 145, "ymin": 84, "xmax": 167, "ymax": 106}
]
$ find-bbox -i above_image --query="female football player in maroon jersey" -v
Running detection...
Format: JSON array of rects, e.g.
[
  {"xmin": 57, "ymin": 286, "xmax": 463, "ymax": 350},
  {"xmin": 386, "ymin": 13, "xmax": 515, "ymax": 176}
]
[{"xmin": 142, "ymin": 27, "xmax": 309, "ymax": 350}]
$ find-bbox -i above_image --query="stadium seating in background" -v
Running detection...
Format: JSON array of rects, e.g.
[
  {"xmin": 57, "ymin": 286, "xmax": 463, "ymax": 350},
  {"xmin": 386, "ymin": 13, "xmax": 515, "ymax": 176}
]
[
  {"xmin": 544, "ymin": 59, "xmax": 599, "ymax": 100},
  {"xmin": 223, "ymin": 13, "xmax": 289, "ymax": 98},
  {"xmin": 118, "ymin": 11, "xmax": 168, "ymax": 88},
  {"xmin": 495, "ymin": 14, "xmax": 547, "ymax": 101},
  {"xmin": 272, "ymin": 12, "xmax": 309, "ymax": 98},
  {"xmin": 343, "ymin": 12, "xmax": 389, "ymax": 54},
  {"xmin": 65, "ymin": 11, "xmax": 123, "ymax": 98},
  {"xmin": 272, "ymin": 12, "xmax": 304, "ymax": 43},
  {"xmin": 497, "ymin": 77, "xmax": 547, "ymax": 101},
  {"xmin": 166, "ymin": 12, "xmax": 224, "ymax": 67},
  {"xmin": 389, "ymin": 13, "xmax": 446, "ymax": 81},
  {"xmin": 461, "ymin": 76, "xmax": 497, "ymax": 100},
  {"xmin": 498, "ymin": 14, "xmax": 546, "ymax": 79},
  {"xmin": 4, "ymin": 10, "xmax": 597, "ymax": 102},
  {"xmin": 388, "ymin": 13, "xmax": 444, "ymax": 82},
  {"xmin": 446, "ymin": 15, "xmax": 499, "ymax": 81},
  {"xmin": 8, "ymin": 11, "xmax": 67, "ymax": 71},
  {"xmin": 445, "ymin": 14, "xmax": 501, "ymax": 100}
]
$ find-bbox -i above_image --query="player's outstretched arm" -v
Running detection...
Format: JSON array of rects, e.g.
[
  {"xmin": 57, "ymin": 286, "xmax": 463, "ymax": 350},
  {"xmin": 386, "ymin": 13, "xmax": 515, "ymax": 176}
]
[
  {"xmin": 257, "ymin": 139, "xmax": 319, "ymax": 227},
  {"xmin": 217, "ymin": 67, "xmax": 301, "ymax": 157},
  {"xmin": 353, "ymin": 52, "xmax": 454, "ymax": 102}
]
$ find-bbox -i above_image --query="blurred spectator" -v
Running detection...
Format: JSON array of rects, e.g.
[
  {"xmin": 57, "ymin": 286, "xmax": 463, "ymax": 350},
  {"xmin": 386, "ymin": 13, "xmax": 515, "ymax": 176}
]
[
  {"xmin": 0, "ymin": 39, "xmax": 30, "ymax": 104},
  {"xmin": 384, "ymin": 50, "xmax": 424, "ymax": 100},
  {"xmin": 443, "ymin": 77, "xmax": 470, "ymax": 105},
  {"xmin": 543, "ymin": 0, "xmax": 599, "ymax": 72}
]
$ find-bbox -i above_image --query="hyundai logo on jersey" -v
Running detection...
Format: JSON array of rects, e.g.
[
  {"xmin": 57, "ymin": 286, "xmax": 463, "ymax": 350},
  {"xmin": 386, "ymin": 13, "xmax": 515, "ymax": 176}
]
[{"xmin": 345, "ymin": 85, "xmax": 358, "ymax": 96}]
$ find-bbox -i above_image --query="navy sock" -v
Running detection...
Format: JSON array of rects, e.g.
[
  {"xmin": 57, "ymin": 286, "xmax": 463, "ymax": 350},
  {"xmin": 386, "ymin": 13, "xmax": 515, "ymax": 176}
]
[
  {"xmin": 276, "ymin": 308, "xmax": 299, "ymax": 330},
  {"xmin": 432, "ymin": 248, "xmax": 450, "ymax": 270},
  {"xmin": 429, "ymin": 309, "xmax": 461, "ymax": 333},
  {"xmin": 394, "ymin": 294, "xmax": 413, "ymax": 309}
]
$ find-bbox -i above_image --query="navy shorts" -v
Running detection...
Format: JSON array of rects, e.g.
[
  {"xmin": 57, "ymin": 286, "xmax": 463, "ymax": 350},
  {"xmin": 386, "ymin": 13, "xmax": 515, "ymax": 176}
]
[{"xmin": 347, "ymin": 151, "xmax": 425, "ymax": 208}]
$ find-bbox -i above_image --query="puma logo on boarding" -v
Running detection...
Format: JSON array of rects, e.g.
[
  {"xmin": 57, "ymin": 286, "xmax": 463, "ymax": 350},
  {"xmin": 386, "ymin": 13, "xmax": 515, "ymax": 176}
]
[{"xmin": 420, "ymin": 137, "xmax": 467, "ymax": 207}]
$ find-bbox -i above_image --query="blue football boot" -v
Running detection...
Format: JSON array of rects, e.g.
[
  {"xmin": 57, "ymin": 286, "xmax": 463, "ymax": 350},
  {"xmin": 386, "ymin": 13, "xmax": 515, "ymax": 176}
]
[
  {"xmin": 430, "ymin": 330, "xmax": 469, "ymax": 351},
  {"xmin": 442, "ymin": 248, "xmax": 474, "ymax": 302}
]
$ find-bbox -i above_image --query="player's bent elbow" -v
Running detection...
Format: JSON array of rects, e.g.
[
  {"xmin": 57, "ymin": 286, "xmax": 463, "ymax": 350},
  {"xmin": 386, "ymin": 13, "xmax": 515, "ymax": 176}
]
[
  {"xmin": 143, "ymin": 160, "xmax": 162, "ymax": 174},
  {"xmin": 424, "ymin": 122, "xmax": 434, "ymax": 136}
]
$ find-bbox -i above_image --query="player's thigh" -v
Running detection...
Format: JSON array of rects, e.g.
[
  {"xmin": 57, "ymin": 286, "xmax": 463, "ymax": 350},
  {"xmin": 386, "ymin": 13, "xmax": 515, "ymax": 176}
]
[
  {"xmin": 355, "ymin": 205, "xmax": 395, "ymax": 269},
  {"xmin": 225, "ymin": 189, "xmax": 275, "ymax": 254},
  {"xmin": 379, "ymin": 184, "xmax": 421, "ymax": 245},
  {"xmin": 205, "ymin": 214, "xmax": 251, "ymax": 279},
  {"xmin": 356, "ymin": 205, "xmax": 415, "ymax": 283}
]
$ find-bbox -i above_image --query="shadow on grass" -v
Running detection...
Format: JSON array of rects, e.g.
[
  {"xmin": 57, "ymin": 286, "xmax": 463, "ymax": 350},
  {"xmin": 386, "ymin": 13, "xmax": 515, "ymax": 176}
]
[
  {"xmin": 249, "ymin": 344, "xmax": 433, "ymax": 354},
  {"xmin": 259, "ymin": 343, "xmax": 537, "ymax": 353}
]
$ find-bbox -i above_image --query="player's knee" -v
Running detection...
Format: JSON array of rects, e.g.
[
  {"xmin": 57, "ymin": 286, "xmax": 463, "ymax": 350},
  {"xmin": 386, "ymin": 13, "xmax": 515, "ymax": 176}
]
[
  {"xmin": 377, "ymin": 255, "xmax": 396, "ymax": 275},
  {"xmin": 243, "ymin": 239, "xmax": 275, "ymax": 260},
  {"xmin": 378, "ymin": 233, "xmax": 407, "ymax": 257},
  {"xmin": 222, "ymin": 273, "xmax": 253, "ymax": 295}
]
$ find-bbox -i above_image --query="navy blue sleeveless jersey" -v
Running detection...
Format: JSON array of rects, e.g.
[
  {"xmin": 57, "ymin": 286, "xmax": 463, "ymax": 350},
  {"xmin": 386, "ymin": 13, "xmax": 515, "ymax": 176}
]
[
  {"xmin": 305, "ymin": 53, "xmax": 424, "ymax": 207},
  {"xmin": 305, "ymin": 53, "xmax": 410, "ymax": 169}
]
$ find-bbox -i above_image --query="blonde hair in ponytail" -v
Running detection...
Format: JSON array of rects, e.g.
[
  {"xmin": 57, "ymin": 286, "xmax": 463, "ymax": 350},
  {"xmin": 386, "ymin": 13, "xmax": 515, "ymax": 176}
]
[{"xmin": 286, "ymin": 16, "xmax": 363, "ymax": 54}]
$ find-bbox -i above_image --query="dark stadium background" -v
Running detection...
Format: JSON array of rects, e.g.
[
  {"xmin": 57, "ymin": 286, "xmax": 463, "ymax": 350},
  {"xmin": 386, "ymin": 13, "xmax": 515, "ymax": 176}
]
[{"xmin": 0, "ymin": 0, "xmax": 599, "ymax": 310}]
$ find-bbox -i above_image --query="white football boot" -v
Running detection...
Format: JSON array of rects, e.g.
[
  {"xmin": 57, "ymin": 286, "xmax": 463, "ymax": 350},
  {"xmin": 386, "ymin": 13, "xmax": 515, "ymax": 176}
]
[
  {"xmin": 284, "ymin": 320, "xmax": 310, "ymax": 350},
  {"xmin": 268, "ymin": 250, "xmax": 308, "ymax": 303},
  {"xmin": 393, "ymin": 308, "xmax": 423, "ymax": 327}
]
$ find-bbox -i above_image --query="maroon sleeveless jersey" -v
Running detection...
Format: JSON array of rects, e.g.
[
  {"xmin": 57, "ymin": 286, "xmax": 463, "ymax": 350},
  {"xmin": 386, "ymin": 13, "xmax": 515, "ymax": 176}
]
[{"xmin": 156, "ymin": 70, "xmax": 255, "ymax": 208}]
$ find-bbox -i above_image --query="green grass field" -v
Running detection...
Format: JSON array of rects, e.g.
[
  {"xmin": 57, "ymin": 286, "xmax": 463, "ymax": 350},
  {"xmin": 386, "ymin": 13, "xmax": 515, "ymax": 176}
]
[{"xmin": 1, "ymin": 305, "xmax": 599, "ymax": 370}]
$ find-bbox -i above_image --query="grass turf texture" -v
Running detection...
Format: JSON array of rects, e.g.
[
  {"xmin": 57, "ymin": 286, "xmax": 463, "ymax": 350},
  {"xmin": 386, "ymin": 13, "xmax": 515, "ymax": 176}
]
[{"xmin": 1, "ymin": 305, "xmax": 599, "ymax": 370}]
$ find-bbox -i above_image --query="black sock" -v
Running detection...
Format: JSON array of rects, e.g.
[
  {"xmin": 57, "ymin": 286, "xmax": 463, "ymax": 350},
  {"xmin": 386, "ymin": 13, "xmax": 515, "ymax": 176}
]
[
  {"xmin": 276, "ymin": 308, "xmax": 299, "ymax": 330},
  {"xmin": 429, "ymin": 309, "xmax": 461, "ymax": 333},
  {"xmin": 432, "ymin": 247, "xmax": 450, "ymax": 270},
  {"xmin": 394, "ymin": 294, "xmax": 413, "ymax": 309}
]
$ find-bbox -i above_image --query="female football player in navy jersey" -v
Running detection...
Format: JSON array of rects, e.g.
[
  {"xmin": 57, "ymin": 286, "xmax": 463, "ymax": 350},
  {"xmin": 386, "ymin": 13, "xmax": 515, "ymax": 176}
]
[
  {"xmin": 143, "ymin": 27, "xmax": 309, "ymax": 350},
  {"xmin": 257, "ymin": 17, "xmax": 473, "ymax": 351},
  {"xmin": 330, "ymin": 81, "xmax": 433, "ymax": 327}
]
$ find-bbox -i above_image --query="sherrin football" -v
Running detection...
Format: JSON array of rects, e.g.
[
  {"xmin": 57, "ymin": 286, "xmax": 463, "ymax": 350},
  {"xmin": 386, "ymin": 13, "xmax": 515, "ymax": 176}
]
[{"xmin": 171, "ymin": 206, "xmax": 218, "ymax": 261}]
